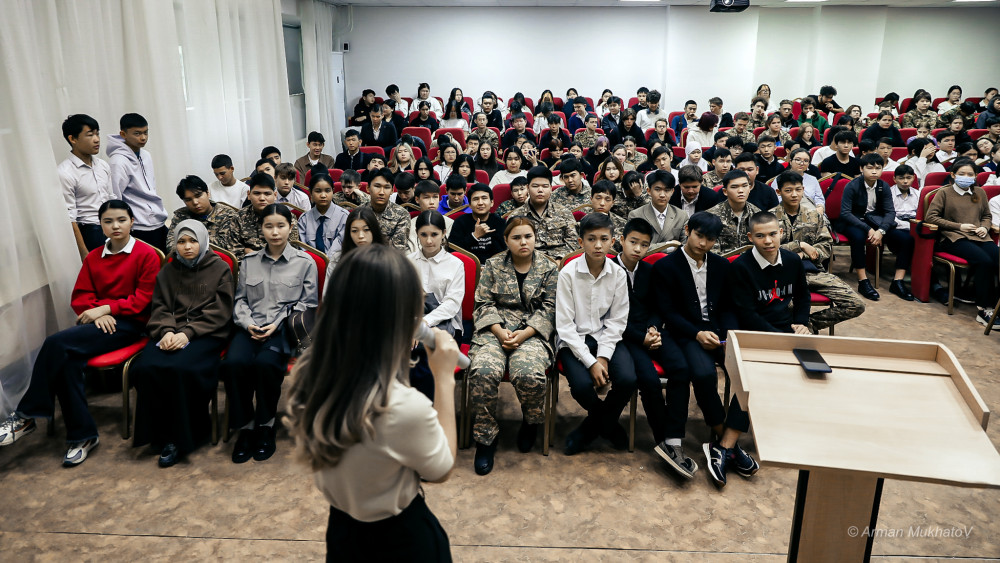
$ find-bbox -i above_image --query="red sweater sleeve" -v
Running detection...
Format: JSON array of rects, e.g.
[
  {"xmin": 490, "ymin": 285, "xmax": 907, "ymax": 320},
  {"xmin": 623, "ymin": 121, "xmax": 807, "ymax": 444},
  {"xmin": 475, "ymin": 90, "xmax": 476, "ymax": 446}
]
[
  {"xmin": 106, "ymin": 247, "xmax": 159, "ymax": 317},
  {"xmin": 70, "ymin": 251, "xmax": 101, "ymax": 315}
]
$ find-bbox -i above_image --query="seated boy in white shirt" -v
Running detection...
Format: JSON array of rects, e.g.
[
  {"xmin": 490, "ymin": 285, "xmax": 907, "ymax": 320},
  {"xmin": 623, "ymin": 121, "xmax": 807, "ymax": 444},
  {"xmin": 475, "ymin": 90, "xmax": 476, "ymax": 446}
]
[
  {"xmin": 274, "ymin": 163, "xmax": 310, "ymax": 209},
  {"xmin": 555, "ymin": 213, "xmax": 636, "ymax": 455},
  {"xmin": 209, "ymin": 154, "xmax": 250, "ymax": 209},
  {"xmin": 935, "ymin": 130, "xmax": 958, "ymax": 165},
  {"xmin": 875, "ymin": 138, "xmax": 898, "ymax": 172},
  {"xmin": 407, "ymin": 180, "xmax": 453, "ymax": 253},
  {"xmin": 890, "ymin": 165, "xmax": 919, "ymax": 231}
]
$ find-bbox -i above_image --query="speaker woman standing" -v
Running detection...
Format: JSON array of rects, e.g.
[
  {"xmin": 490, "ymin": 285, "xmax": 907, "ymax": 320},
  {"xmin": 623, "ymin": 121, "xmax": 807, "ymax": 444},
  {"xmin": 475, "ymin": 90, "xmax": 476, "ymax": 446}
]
[{"xmin": 286, "ymin": 244, "xmax": 459, "ymax": 563}]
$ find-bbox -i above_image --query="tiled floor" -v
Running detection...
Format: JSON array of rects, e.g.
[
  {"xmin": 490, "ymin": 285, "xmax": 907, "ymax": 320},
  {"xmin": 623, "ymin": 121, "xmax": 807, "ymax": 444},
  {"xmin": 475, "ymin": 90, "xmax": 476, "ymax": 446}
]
[{"xmin": 1, "ymin": 262, "xmax": 999, "ymax": 561}]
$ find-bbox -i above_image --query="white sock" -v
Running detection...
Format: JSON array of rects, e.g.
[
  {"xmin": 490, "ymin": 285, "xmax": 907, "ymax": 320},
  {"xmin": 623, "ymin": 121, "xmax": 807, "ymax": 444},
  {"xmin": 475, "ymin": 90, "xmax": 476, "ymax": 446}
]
[
  {"xmin": 665, "ymin": 438, "xmax": 682, "ymax": 447},
  {"xmin": 261, "ymin": 417, "xmax": 275, "ymax": 428},
  {"xmin": 241, "ymin": 421, "xmax": 255, "ymax": 431}
]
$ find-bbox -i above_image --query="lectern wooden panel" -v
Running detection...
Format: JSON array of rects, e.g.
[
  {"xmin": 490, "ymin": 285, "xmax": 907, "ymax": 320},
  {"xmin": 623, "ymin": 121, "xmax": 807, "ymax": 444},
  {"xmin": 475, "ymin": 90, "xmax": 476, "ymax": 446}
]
[{"xmin": 723, "ymin": 331, "xmax": 1000, "ymax": 562}]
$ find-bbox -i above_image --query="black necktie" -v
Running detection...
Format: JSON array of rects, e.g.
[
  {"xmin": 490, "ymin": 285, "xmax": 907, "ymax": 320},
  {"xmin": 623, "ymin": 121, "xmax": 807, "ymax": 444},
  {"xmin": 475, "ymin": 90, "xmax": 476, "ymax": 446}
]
[{"xmin": 315, "ymin": 216, "xmax": 327, "ymax": 253}]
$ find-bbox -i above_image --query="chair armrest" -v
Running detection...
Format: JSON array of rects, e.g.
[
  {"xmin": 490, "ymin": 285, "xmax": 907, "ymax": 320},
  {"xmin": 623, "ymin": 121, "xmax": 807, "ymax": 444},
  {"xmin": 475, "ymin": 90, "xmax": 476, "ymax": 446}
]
[{"xmin": 908, "ymin": 218, "xmax": 938, "ymax": 240}]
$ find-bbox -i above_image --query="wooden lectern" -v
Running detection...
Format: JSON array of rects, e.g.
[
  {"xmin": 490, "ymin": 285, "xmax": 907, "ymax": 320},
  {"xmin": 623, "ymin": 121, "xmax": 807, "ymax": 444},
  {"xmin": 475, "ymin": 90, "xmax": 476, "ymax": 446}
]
[{"xmin": 724, "ymin": 331, "xmax": 1000, "ymax": 563}]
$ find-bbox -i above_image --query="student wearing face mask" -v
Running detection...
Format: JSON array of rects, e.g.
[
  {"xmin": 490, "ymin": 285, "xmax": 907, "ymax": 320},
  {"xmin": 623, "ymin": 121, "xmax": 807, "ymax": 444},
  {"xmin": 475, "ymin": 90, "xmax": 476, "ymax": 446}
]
[{"xmin": 923, "ymin": 158, "xmax": 999, "ymax": 328}]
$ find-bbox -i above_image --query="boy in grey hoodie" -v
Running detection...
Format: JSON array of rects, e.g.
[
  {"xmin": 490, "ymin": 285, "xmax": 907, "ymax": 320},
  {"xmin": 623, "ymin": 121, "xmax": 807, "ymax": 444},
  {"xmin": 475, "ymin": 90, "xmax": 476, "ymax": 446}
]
[{"xmin": 107, "ymin": 113, "xmax": 168, "ymax": 251}]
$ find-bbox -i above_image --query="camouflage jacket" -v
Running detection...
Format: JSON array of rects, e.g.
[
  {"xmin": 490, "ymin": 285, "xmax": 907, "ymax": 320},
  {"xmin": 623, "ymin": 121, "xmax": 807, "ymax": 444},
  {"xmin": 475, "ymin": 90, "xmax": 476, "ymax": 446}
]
[
  {"xmin": 706, "ymin": 200, "xmax": 760, "ymax": 256},
  {"xmin": 472, "ymin": 127, "xmax": 500, "ymax": 150},
  {"xmin": 496, "ymin": 199, "xmax": 523, "ymax": 218},
  {"xmin": 749, "ymin": 114, "xmax": 768, "ymax": 130},
  {"xmin": 727, "ymin": 127, "xmax": 756, "ymax": 145},
  {"xmin": 936, "ymin": 107, "xmax": 975, "ymax": 130},
  {"xmin": 702, "ymin": 170, "xmax": 723, "ymax": 189},
  {"xmin": 332, "ymin": 190, "xmax": 370, "ymax": 208},
  {"xmin": 902, "ymin": 109, "xmax": 937, "ymax": 130},
  {"xmin": 771, "ymin": 201, "xmax": 832, "ymax": 270},
  {"xmin": 612, "ymin": 184, "xmax": 650, "ymax": 219},
  {"xmin": 758, "ymin": 129, "xmax": 793, "ymax": 146},
  {"xmin": 472, "ymin": 251, "xmax": 558, "ymax": 355},
  {"xmin": 166, "ymin": 201, "xmax": 240, "ymax": 254},
  {"xmin": 507, "ymin": 201, "xmax": 579, "ymax": 262},
  {"xmin": 550, "ymin": 184, "xmax": 592, "ymax": 210},
  {"xmin": 574, "ymin": 130, "xmax": 599, "ymax": 149},
  {"xmin": 364, "ymin": 202, "xmax": 410, "ymax": 251},
  {"xmin": 226, "ymin": 205, "xmax": 300, "ymax": 259},
  {"xmin": 626, "ymin": 152, "xmax": 648, "ymax": 169}
]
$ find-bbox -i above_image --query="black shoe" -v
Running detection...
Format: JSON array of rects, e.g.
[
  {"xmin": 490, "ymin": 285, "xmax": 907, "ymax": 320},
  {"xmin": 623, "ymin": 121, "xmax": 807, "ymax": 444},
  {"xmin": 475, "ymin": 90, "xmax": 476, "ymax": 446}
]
[
  {"xmin": 889, "ymin": 279, "xmax": 914, "ymax": 301},
  {"xmin": 474, "ymin": 440, "xmax": 498, "ymax": 475},
  {"xmin": 857, "ymin": 279, "xmax": 880, "ymax": 301},
  {"xmin": 516, "ymin": 423, "xmax": 538, "ymax": 453},
  {"xmin": 253, "ymin": 425, "xmax": 276, "ymax": 462},
  {"xmin": 158, "ymin": 443, "xmax": 179, "ymax": 468},
  {"xmin": 932, "ymin": 286, "xmax": 950, "ymax": 305},
  {"xmin": 231, "ymin": 429, "xmax": 255, "ymax": 464},
  {"xmin": 601, "ymin": 420, "xmax": 629, "ymax": 451},
  {"xmin": 564, "ymin": 417, "xmax": 599, "ymax": 456}
]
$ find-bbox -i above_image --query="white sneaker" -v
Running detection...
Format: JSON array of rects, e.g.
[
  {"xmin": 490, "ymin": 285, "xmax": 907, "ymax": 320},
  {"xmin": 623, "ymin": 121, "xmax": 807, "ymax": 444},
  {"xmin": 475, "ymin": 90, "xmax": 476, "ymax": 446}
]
[
  {"xmin": 63, "ymin": 437, "xmax": 99, "ymax": 467},
  {"xmin": 0, "ymin": 414, "xmax": 35, "ymax": 446},
  {"xmin": 976, "ymin": 309, "xmax": 1000, "ymax": 328}
]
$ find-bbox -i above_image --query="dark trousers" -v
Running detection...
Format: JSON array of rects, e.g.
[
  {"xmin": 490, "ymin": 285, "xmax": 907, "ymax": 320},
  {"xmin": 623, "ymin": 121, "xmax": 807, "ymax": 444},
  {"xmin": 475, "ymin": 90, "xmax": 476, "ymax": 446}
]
[
  {"xmin": 326, "ymin": 494, "xmax": 451, "ymax": 563},
  {"xmin": 220, "ymin": 330, "xmax": 289, "ymax": 431},
  {"xmin": 938, "ymin": 238, "xmax": 1000, "ymax": 308},
  {"xmin": 664, "ymin": 336, "xmax": 749, "ymax": 440},
  {"xmin": 623, "ymin": 338, "xmax": 687, "ymax": 444},
  {"xmin": 17, "ymin": 320, "xmax": 143, "ymax": 442},
  {"xmin": 841, "ymin": 224, "xmax": 913, "ymax": 271},
  {"xmin": 558, "ymin": 336, "xmax": 636, "ymax": 423},
  {"xmin": 131, "ymin": 336, "xmax": 225, "ymax": 454},
  {"xmin": 78, "ymin": 223, "xmax": 106, "ymax": 251},
  {"xmin": 132, "ymin": 226, "xmax": 168, "ymax": 253}
]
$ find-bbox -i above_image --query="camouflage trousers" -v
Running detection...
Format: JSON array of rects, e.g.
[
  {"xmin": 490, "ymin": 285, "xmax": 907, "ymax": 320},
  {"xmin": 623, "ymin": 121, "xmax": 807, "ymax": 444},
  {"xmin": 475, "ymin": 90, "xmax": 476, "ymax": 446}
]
[
  {"xmin": 807, "ymin": 271, "xmax": 866, "ymax": 330},
  {"xmin": 468, "ymin": 336, "xmax": 551, "ymax": 446}
]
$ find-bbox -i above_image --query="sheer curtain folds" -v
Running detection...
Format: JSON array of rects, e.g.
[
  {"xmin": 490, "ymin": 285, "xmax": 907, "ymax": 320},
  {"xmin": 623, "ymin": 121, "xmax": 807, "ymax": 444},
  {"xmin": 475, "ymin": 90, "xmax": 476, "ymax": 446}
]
[{"xmin": 301, "ymin": 0, "xmax": 339, "ymax": 148}]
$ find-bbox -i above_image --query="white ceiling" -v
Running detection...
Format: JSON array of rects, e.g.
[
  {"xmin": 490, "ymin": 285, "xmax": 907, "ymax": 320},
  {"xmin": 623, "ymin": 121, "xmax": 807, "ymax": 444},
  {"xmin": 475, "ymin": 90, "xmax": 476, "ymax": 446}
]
[{"xmin": 322, "ymin": 0, "xmax": 995, "ymax": 7}]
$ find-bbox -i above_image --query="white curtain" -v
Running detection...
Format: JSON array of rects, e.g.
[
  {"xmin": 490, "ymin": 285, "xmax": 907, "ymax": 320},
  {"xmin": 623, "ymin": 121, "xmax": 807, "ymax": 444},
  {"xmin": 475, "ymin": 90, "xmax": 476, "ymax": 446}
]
[
  {"xmin": 175, "ymin": 0, "xmax": 296, "ymax": 183},
  {"xmin": 300, "ymin": 0, "xmax": 339, "ymax": 149},
  {"xmin": 0, "ymin": 0, "xmax": 293, "ymax": 415}
]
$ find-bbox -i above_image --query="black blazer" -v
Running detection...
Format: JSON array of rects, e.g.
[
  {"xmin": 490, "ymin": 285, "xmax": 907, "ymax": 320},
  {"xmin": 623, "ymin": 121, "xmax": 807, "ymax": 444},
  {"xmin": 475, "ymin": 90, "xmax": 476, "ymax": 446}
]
[
  {"xmin": 648, "ymin": 250, "xmax": 737, "ymax": 341},
  {"xmin": 670, "ymin": 186, "xmax": 722, "ymax": 213},
  {"xmin": 389, "ymin": 113, "xmax": 408, "ymax": 137},
  {"xmin": 539, "ymin": 130, "xmax": 571, "ymax": 151},
  {"xmin": 615, "ymin": 257, "xmax": 662, "ymax": 346},
  {"xmin": 360, "ymin": 122, "xmax": 398, "ymax": 149},
  {"xmin": 334, "ymin": 151, "xmax": 372, "ymax": 171},
  {"xmin": 837, "ymin": 176, "xmax": 896, "ymax": 233},
  {"xmin": 864, "ymin": 123, "xmax": 903, "ymax": 147}
]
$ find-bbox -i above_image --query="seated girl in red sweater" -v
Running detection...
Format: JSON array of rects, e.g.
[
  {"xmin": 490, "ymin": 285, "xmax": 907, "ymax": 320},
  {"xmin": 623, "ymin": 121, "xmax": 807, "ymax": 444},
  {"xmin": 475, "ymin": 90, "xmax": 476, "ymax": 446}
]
[{"xmin": 0, "ymin": 200, "xmax": 160, "ymax": 466}]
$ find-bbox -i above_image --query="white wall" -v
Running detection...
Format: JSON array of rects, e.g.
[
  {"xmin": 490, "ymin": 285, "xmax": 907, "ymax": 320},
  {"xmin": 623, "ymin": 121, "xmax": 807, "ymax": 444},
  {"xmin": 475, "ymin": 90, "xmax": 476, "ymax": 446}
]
[{"xmin": 338, "ymin": 5, "xmax": 1000, "ymax": 117}]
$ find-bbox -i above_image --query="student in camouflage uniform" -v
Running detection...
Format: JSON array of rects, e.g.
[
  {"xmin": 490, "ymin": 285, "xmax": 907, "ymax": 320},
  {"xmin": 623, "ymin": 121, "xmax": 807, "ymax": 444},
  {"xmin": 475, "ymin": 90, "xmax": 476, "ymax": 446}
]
[
  {"xmin": 749, "ymin": 97, "xmax": 769, "ymax": 130},
  {"xmin": 331, "ymin": 169, "xmax": 370, "ymax": 209},
  {"xmin": 359, "ymin": 168, "xmax": 409, "ymax": 251},
  {"xmin": 471, "ymin": 112, "xmax": 500, "ymax": 150},
  {"xmin": 495, "ymin": 176, "xmax": 528, "ymax": 218},
  {"xmin": 613, "ymin": 171, "xmax": 650, "ymax": 219},
  {"xmin": 705, "ymin": 169, "xmax": 759, "ymax": 256},
  {"xmin": 222, "ymin": 174, "xmax": 300, "ymax": 259},
  {"xmin": 573, "ymin": 115, "xmax": 600, "ymax": 149},
  {"xmin": 701, "ymin": 148, "xmax": 732, "ymax": 189},
  {"xmin": 727, "ymin": 112, "xmax": 756, "ymax": 145},
  {"xmin": 167, "ymin": 175, "xmax": 240, "ymax": 253},
  {"xmin": 902, "ymin": 94, "xmax": 938, "ymax": 130},
  {"xmin": 936, "ymin": 102, "xmax": 977, "ymax": 130},
  {"xmin": 468, "ymin": 217, "xmax": 558, "ymax": 475},
  {"xmin": 550, "ymin": 158, "xmax": 592, "ymax": 210},
  {"xmin": 771, "ymin": 171, "xmax": 865, "ymax": 332},
  {"xmin": 508, "ymin": 166, "xmax": 579, "ymax": 262}
]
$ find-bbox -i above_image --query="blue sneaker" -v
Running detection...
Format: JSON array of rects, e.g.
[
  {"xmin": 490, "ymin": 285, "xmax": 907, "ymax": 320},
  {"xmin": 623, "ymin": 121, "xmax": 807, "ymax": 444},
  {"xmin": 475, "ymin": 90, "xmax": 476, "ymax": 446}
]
[
  {"xmin": 729, "ymin": 443, "xmax": 760, "ymax": 478},
  {"xmin": 703, "ymin": 442, "xmax": 728, "ymax": 487}
]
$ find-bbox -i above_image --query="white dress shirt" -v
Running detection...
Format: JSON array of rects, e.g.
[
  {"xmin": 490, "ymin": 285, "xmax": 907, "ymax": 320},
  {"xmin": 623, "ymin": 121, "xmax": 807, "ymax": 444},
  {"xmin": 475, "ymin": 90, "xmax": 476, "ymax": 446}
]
[
  {"xmin": 408, "ymin": 246, "xmax": 465, "ymax": 333},
  {"xmin": 637, "ymin": 108, "xmax": 668, "ymax": 131},
  {"xmin": 101, "ymin": 235, "xmax": 137, "ymax": 258},
  {"xmin": 752, "ymin": 245, "xmax": 783, "ymax": 268},
  {"xmin": 680, "ymin": 195, "xmax": 698, "ymax": 217},
  {"xmin": 407, "ymin": 214, "xmax": 454, "ymax": 254},
  {"xmin": 277, "ymin": 187, "xmax": 310, "ymax": 210},
  {"xmin": 988, "ymin": 194, "xmax": 1000, "ymax": 228},
  {"xmin": 681, "ymin": 247, "xmax": 710, "ymax": 321},
  {"xmin": 209, "ymin": 179, "xmax": 250, "ymax": 209},
  {"xmin": 891, "ymin": 185, "xmax": 919, "ymax": 230},
  {"xmin": 811, "ymin": 146, "xmax": 834, "ymax": 166},
  {"xmin": 771, "ymin": 172, "xmax": 825, "ymax": 209},
  {"xmin": 313, "ymin": 379, "xmax": 452, "ymax": 522},
  {"xmin": 907, "ymin": 157, "xmax": 946, "ymax": 182},
  {"xmin": 58, "ymin": 154, "xmax": 113, "ymax": 225},
  {"xmin": 555, "ymin": 255, "xmax": 629, "ymax": 368},
  {"xmin": 864, "ymin": 180, "xmax": 878, "ymax": 214}
]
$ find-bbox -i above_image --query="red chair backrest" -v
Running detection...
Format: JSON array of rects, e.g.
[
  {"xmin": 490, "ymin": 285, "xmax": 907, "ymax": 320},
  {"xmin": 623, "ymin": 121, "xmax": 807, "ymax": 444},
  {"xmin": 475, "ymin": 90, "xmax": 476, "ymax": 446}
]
[
  {"xmin": 774, "ymin": 147, "xmax": 787, "ymax": 158},
  {"xmin": 491, "ymin": 183, "xmax": 511, "ymax": 213},
  {"xmin": 401, "ymin": 127, "xmax": 432, "ymax": 150},
  {"xmin": 637, "ymin": 147, "xmax": 648, "ymax": 155},
  {"xmin": 831, "ymin": 112, "xmax": 845, "ymax": 127},
  {"xmin": 752, "ymin": 127, "xmax": 765, "ymax": 138},
  {"xmin": 428, "ymin": 147, "xmax": 439, "ymax": 162},
  {"xmin": 474, "ymin": 170, "xmax": 490, "ymax": 184},
  {"xmin": 359, "ymin": 146, "xmax": 384, "ymax": 157},
  {"xmin": 435, "ymin": 128, "xmax": 467, "ymax": 148},
  {"xmin": 572, "ymin": 210, "xmax": 587, "ymax": 221},
  {"xmin": 931, "ymin": 98, "xmax": 946, "ymax": 110},
  {"xmin": 463, "ymin": 97, "xmax": 475, "ymax": 112},
  {"xmin": 450, "ymin": 250, "xmax": 478, "ymax": 322},
  {"xmin": 672, "ymin": 146, "xmax": 686, "ymax": 159},
  {"xmin": 304, "ymin": 168, "xmax": 343, "ymax": 187},
  {"xmin": 788, "ymin": 127, "xmax": 800, "ymax": 140},
  {"xmin": 553, "ymin": 97, "xmax": 564, "ymax": 109},
  {"xmin": 642, "ymin": 252, "xmax": 667, "ymax": 265},
  {"xmin": 214, "ymin": 250, "xmax": 235, "ymax": 274},
  {"xmin": 822, "ymin": 178, "xmax": 850, "ymax": 222},
  {"xmin": 298, "ymin": 248, "xmax": 327, "ymax": 308},
  {"xmin": 977, "ymin": 171, "xmax": 996, "ymax": 186},
  {"xmin": 899, "ymin": 98, "xmax": 914, "ymax": 114},
  {"xmin": 667, "ymin": 111, "xmax": 684, "ymax": 125},
  {"xmin": 898, "ymin": 128, "xmax": 917, "ymax": 143},
  {"xmin": 969, "ymin": 129, "xmax": 989, "ymax": 141},
  {"xmin": 924, "ymin": 172, "xmax": 950, "ymax": 187},
  {"xmin": 627, "ymin": 96, "xmax": 639, "ymax": 108}
]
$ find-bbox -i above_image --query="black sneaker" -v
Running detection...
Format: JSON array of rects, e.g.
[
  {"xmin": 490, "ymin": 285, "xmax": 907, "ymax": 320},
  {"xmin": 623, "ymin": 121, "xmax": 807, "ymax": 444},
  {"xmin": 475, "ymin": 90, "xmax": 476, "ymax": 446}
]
[
  {"xmin": 654, "ymin": 441, "xmax": 698, "ymax": 479},
  {"xmin": 889, "ymin": 279, "xmax": 914, "ymax": 301},
  {"xmin": 703, "ymin": 442, "xmax": 728, "ymax": 487},
  {"xmin": 158, "ymin": 443, "xmax": 179, "ymax": 468},
  {"xmin": 976, "ymin": 308, "xmax": 1000, "ymax": 328},
  {"xmin": 932, "ymin": 286, "xmax": 950, "ymax": 305},
  {"xmin": 231, "ymin": 429, "xmax": 255, "ymax": 464},
  {"xmin": 728, "ymin": 443, "xmax": 760, "ymax": 478},
  {"xmin": 857, "ymin": 279, "xmax": 880, "ymax": 301}
]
